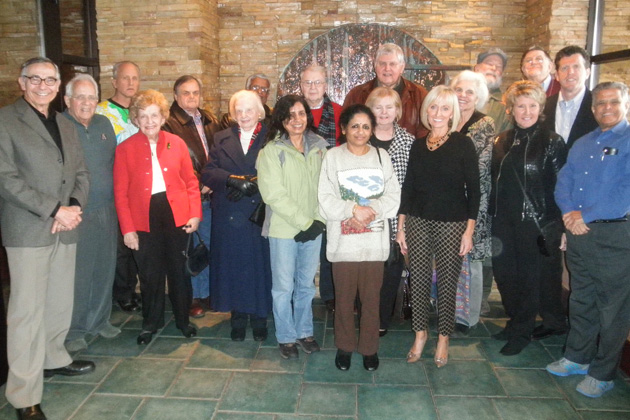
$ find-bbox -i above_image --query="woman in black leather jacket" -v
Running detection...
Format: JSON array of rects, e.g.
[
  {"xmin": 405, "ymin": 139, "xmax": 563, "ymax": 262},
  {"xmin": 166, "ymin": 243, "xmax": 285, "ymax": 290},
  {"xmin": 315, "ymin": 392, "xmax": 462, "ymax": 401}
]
[{"xmin": 490, "ymin": 81, "xmax": 568, "ymax": 356}]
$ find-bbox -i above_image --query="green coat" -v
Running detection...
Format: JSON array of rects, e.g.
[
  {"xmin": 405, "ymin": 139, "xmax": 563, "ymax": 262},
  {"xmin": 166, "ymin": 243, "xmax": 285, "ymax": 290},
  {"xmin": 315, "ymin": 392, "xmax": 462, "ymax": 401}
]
[{"xmin": 257, "ymin": 130, "xmax": 328, "ymax": 239}]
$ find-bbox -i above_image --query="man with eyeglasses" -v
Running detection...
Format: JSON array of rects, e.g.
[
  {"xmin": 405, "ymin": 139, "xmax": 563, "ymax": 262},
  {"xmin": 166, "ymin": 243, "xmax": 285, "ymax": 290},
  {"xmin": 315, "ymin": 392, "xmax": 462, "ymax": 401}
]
[
  {"xmin": 520, "ymin": 46, "xmax": 561, "ymax": 97},
  {"xmin": 299, "ymin": 65, "xmax": 342, "ymax": 313},
  {"xmin": 0, "ymin": 57, "xmax": 93, "ymax": 420},
  {"xmin": 221, "ymin": 73, "xmax": 273, "ymax": 129},
  {"xmin": 96, "ymin": 61, "xmax": 142, "ymax": 314},
  {"xmin": 62, "ymin": 74, "xmax": 120, "ymax": 352}
]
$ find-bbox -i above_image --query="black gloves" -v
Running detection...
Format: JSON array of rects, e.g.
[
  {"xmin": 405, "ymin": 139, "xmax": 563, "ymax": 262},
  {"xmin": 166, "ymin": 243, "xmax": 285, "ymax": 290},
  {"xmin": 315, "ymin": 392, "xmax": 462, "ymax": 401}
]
[
  {"xmin": 226, "ymin": 175, "xmax": 258, "ymax": 202},
  {"xmin": 294, "ymin": 220, "xmax": 326, "ymax": 243}
]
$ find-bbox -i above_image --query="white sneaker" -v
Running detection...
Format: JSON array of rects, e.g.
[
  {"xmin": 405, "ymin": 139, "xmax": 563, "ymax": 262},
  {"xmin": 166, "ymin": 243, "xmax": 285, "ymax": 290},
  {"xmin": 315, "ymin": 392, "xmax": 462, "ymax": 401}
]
[
  {"xmin": 546, "ymin": 357, "xmax": 589, "ymax": 377},
  {"xmin": 576, "ymin": 375, "xmax": 614, "ymax": 398}
]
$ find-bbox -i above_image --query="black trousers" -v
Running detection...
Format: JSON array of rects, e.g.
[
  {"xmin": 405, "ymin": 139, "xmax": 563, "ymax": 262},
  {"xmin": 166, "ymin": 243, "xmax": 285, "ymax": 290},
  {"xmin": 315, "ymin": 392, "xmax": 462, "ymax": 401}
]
[
  {"xmin": 492, "ymin": 216, "xmax": 565, "ymax": 344},
  {"xmin": 379, "ymin": 251, "xmax": 405, "ymax": 330},
  {"xmin": 133, "ymin": 193, "xmax": 191, "ymax": 332},
  {"xmin": 564, "ymin": 221, "xmax": 630, "ymax": 381},
  {"xmin": 113, "ymin": 229, "xmax": 139, "ymax": 301}
]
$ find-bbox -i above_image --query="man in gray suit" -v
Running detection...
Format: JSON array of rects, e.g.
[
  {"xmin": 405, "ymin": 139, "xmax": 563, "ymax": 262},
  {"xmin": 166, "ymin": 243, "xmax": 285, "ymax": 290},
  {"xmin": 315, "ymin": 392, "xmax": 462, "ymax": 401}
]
[{"xmin": 0, "ymin": 57, "xmax": 94, "ymax": 420}]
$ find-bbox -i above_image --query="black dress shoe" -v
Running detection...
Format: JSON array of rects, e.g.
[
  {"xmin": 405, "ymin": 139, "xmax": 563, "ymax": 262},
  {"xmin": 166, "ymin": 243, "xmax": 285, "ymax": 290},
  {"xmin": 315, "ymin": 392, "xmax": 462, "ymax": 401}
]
[
  {"xmin": 363, "ymin": 353, "xmax": 379, "ymax": 371},
  {"xmin": 325, "ymin": 299, "xmax": 335, "ymax": 312},
  {"xmin": 379, "ymin": 329, "xmax": 388, "ymax": 337},
  {"xmin": 44, "ymin": 360, "xmax": 95, "ymax": 378},
  {"xmin": 500, "ymin": 339, "xmax": 530, "ymax": 356},
  {"xmin": 137, "ymin": 331, "xmax": 153, "ymax": 345},
  {"xmin": 231, "ymin": 328, "xmax": 246, "ymax": 341},
  {"xmin": 180, "ymin": 324, "xmax": 197, "ymax": 338},
  {"xmin": 335, "ymin": 349, "xmax": 352, "ymax": 371},
  {"xmin": 16, "ymin": 404, "xmax": 46, "ymax": 420},
  {"xmin": 117, "ymin": 299, "xmax": 140, "ymax": 312},
  {"xmin": 531, "ymin": 325, "xmax": 568, "ymax": 340},
  {"xmin": 491, "ymin": 329, "xmax": 509, "ymax": 341},
  {"xmin": 253, "ymin": 327, "xmax": 268, "ymax": 342}
]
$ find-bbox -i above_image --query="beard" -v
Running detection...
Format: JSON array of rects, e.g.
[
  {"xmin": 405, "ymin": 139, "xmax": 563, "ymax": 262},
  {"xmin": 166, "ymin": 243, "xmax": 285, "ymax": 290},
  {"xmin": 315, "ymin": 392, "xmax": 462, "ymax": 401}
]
[{"xmin": 486, "ymin": 75, "xmax": 503, "ymax": 90}]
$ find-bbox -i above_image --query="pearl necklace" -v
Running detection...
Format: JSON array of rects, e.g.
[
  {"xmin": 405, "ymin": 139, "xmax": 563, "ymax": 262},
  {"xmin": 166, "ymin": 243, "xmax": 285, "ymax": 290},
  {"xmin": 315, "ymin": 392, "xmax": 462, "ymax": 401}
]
[{"xmin": 426, "ymin": 132, "xmax": 449, "ymax": 151}]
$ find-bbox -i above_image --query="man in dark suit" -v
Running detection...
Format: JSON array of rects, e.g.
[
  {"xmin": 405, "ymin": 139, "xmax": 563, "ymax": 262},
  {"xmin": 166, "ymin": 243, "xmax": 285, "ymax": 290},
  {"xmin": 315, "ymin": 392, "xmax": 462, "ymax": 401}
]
[
  {"xmin": 542, "ymin": 46, "xmax": 598, "ymax": 149},
  {"xmin": 0, "ymin": 57, "xmax": 94, "ymax": 420},
  {"xmin": 163, "ymin": 75, "xmax": 220, "ymax": 318}
]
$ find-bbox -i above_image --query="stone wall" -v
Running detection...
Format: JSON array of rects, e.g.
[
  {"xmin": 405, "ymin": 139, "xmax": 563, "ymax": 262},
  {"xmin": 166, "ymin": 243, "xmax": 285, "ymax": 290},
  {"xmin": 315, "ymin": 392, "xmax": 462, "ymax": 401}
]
[
  {"xmin": 0, "ymin": 0, "xmax": 41, "ymax": 107},
  {"xmin": 95, "ymin": 0, "xmax": 221, "ymax": 114},
  {"xmin": 217, "ymin": 0, "xmax": 529, "ymax": 112},
  {"xmin": 599, "ymin": 0, "xmax": 630, "ymax": 86}
]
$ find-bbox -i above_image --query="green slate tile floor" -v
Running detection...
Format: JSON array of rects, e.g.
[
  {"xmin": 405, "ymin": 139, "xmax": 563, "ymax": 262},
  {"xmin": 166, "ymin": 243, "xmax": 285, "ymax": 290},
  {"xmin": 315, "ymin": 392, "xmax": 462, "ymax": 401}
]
[{"xmin": 1, "ymin": 296, "xmax": 629, "ymax": 420}]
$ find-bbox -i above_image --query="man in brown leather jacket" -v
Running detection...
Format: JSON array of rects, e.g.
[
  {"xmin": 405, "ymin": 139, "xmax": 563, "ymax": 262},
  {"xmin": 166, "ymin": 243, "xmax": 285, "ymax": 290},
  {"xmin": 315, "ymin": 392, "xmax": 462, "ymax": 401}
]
[{"xmin": 343, "ymin": 43, "xmax": 428, "ymax": 139}]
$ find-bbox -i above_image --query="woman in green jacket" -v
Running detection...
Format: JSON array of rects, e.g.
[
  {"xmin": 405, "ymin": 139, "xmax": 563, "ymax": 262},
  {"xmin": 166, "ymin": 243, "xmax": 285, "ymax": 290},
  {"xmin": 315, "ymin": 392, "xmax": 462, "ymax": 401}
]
[{"xmin": 257, "ymin": 95, "xmax": 328, "ymax": 360}]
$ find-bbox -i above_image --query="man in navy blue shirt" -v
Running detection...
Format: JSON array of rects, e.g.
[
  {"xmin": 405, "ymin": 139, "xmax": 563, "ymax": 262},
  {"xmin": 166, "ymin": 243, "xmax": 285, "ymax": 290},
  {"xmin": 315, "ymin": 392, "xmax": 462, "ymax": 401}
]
[{"xmin": 547, "ymin": 81, "xmax": 630, "ymax": 398}]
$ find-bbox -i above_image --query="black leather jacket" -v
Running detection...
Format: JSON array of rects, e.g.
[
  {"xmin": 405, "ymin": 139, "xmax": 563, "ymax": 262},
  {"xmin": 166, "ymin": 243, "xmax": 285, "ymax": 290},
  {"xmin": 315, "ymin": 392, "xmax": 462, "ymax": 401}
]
[{"xmin": 490, "ymin": 122, "xmax": 568, "ymax": 224}]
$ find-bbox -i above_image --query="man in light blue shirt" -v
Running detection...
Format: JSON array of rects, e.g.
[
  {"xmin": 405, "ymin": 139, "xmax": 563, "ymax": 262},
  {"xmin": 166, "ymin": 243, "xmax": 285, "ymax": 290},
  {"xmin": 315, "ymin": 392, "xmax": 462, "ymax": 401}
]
[{"xmin": 547, "ymin": 81, "xmax": 630, "ymax": 398}]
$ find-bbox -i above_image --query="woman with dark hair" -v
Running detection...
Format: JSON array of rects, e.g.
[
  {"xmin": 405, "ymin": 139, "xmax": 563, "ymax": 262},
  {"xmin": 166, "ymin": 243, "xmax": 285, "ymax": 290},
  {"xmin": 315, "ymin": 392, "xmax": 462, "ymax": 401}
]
[
  {"xmin": 318, "ymin": 104, "xmax": 401, "ymax": 371},
  {"xmin": 397, "ymin": 85, "xmax": 480, "ymax": 367},
  {"xmin": 257, "ymin": 95, "xmax": 329, "ymax": 360},
  {"xmin": 114, "ymin": 89, "xmax": 201, "ymax": 345},
  {"xmin": 201, "ymin": 90, "xmax": 272, "ymax": 342},
  {"xmin": 491, "ymin": 80, "xmax": 567, "ymax": 356}
]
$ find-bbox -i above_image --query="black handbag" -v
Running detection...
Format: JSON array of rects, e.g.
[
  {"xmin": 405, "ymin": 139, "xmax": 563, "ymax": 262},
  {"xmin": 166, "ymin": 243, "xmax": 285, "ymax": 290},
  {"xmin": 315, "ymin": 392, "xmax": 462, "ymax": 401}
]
[
  {"xmin": 249, "ymin": 201, "xmax": 266, "ymax": 227},
  {"xmin": 184, "ymin": 231, "xmax": 209, "ymax": 276}
]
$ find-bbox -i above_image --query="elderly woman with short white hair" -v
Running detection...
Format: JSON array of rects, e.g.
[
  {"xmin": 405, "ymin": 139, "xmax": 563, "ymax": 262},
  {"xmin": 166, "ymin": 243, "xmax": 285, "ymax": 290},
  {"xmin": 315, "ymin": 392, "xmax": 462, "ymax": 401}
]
[{"xmin": 449, "ymin": 70, "xmax": 496, "ymax": 333}]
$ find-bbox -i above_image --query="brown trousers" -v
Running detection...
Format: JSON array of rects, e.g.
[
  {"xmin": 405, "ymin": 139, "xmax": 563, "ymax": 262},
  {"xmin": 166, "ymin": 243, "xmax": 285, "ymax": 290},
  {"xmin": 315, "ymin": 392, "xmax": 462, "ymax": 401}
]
[{"xmin": 332, "ymin": 261, "xmax": 384, "ymax": 355}]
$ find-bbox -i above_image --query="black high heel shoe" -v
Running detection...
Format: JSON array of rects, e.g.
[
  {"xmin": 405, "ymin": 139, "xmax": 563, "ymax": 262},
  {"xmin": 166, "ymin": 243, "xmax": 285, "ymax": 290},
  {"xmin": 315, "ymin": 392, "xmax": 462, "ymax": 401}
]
[
  {"xmin": 180, "ymin": 324, "xmax": 197, "ymax": 338},
  {"xmin": 137, "ymin": 331, "xmax": 153, "ymax": 345}
]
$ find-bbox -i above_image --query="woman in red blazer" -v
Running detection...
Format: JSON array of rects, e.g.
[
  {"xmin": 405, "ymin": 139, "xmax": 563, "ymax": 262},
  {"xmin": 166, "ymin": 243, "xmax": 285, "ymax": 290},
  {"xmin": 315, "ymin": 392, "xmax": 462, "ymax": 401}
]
[{"xmin": 114, "ymin": 89, "xmax": 202, "ymax": 345}]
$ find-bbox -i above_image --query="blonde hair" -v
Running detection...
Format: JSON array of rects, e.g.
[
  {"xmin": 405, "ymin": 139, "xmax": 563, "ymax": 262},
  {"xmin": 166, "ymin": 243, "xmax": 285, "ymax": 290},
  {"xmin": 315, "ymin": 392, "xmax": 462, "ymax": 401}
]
[
  {"xmin": 420, "ymin": 85, "xmax": 461, "ymax": 134},
  {"xmin": 365, "ymin": 87, "xmax": 403, "ymax": 122},
  {"xmin": 503, "ymin": 80, "xmax": 546, "ymax": 117},
  {"xmin": 129, "ymin": 89, "xmax": 169, "ymax": 122}
]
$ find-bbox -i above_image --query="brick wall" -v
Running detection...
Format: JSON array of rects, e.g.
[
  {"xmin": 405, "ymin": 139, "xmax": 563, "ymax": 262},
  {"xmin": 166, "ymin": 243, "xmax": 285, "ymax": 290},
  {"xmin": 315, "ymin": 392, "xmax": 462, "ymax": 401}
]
[
  {"xmin": 0, "ymin": 0, "xmax": 41, "ymax": 107},
  {"xmin": 217, "ymin": 0, "xmax": 530, "ymax": 112},
  {"xmin": 96, "ymin": 0, "xmax": 221, "ymax": 114}
]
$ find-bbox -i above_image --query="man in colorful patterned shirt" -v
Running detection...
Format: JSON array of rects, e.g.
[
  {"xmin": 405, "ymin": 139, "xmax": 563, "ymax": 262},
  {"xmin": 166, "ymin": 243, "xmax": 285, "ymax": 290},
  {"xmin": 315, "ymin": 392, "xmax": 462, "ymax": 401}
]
[{"xmin": 96, "ymin": 61, "xmax": 140, "ymax": 144}]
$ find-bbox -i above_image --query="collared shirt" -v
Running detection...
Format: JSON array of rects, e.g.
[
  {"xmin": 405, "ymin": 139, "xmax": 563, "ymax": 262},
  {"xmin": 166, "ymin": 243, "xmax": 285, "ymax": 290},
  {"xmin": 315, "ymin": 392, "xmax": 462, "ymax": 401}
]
[
  {"xmin": 555, "ymin": 119, "xmax": 630, "ymax": 222},
  {"xmin": 555, "ymin": 87, "xmax": 586, "ymax": 142},
  {"xmin": 185, "ymin": 108, "xmax": 209, "ymax": 158},
  {"xmin": 25, "ymin": 99, "xmax": 63, "ymax": 160},
  {"xmin": 541, "ymin": 75, "xmax": 552, "ymax": 92}
]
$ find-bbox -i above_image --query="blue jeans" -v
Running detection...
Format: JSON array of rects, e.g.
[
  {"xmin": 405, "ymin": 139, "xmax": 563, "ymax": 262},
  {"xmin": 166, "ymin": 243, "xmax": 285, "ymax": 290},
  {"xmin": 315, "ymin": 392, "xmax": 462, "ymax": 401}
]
[
  {"xmin": 269, "ymin": 235, "xmax": 321, "ymax": 344},
  {"xmin": 192, "ymin": 200, "xmax": 211, "ymax": 299}
]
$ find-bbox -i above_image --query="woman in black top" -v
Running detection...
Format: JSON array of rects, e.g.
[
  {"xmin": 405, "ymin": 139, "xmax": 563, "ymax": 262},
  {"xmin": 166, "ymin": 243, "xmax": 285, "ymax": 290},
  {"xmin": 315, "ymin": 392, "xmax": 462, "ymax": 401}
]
[
  {"xmin": 490, "ymin": 81, "xmax": 567, "ymax": 356},
  {"xmin": 397, "ymin": 85, "xmax": 480, "ymax": 367}
]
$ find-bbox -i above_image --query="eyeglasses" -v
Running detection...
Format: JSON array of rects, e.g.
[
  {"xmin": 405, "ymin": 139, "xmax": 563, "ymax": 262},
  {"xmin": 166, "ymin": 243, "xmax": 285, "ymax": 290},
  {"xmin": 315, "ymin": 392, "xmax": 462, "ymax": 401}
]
[
  {"xmin": 72, "ymin": 95, "xmax": 98, "ymax": 103},
  {"xmin": 250, "ymin": 86, "xmax": 269, "ymax": 94},
  {"xmin": 23, "ymin": 75, "xmax": 58, "ymax": 86},
  {"xmin": 302, "ymin": 80, "xmax": 325, "ymax": 87}
]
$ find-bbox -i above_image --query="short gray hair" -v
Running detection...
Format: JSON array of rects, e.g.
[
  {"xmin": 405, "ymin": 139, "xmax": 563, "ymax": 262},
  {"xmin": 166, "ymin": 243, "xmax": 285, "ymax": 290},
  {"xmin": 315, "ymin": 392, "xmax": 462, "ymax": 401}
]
[
  {"xmin": 20, "ymin": 57, "xmax": 60, "ymax": 79},
  {"xmin": 449, "ymin": 70, "xmax": 490, "ymax": 110},
  {"xmin": 65, "ymin": 73, "xmax": 99, "ymax": 98},
  {"xmin": 300, "ymin": 65, "xmax": 327, "ymax": 80},
  {"xmin": 229, "ymin": 90, "xmax": 265, "ymax": 122},
  {"xmin": 112, "ymin": 61, "xmax": 140, "ymax": 79},
  {"xmin": 592, "ymin": 81, "xmax": 629, "ymax": 104},
  {"xmin": 245, "ymin": 73, "xmax": 270, "ymax": 90},
  {"xmin": 375, "ymin": 43, "xmax": 405, "ymax": 66}
]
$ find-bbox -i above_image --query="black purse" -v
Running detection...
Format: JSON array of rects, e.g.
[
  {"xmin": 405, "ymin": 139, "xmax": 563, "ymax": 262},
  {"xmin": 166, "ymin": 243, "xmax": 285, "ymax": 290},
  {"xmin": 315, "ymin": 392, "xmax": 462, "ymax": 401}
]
[
  {"xmin": 249, "ymin": 201, "xmax": 266, "ymax": 227},
  {"xmin": 183, "ymin": 231, "xmax": 209, "ymax": 276}
]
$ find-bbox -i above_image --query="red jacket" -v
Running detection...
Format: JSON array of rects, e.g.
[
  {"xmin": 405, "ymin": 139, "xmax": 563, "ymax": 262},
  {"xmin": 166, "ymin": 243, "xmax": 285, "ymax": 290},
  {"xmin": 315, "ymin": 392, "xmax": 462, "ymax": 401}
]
[{"xmin": 114, "ymin": 130, "xmax": 202, "ymax": 234}]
